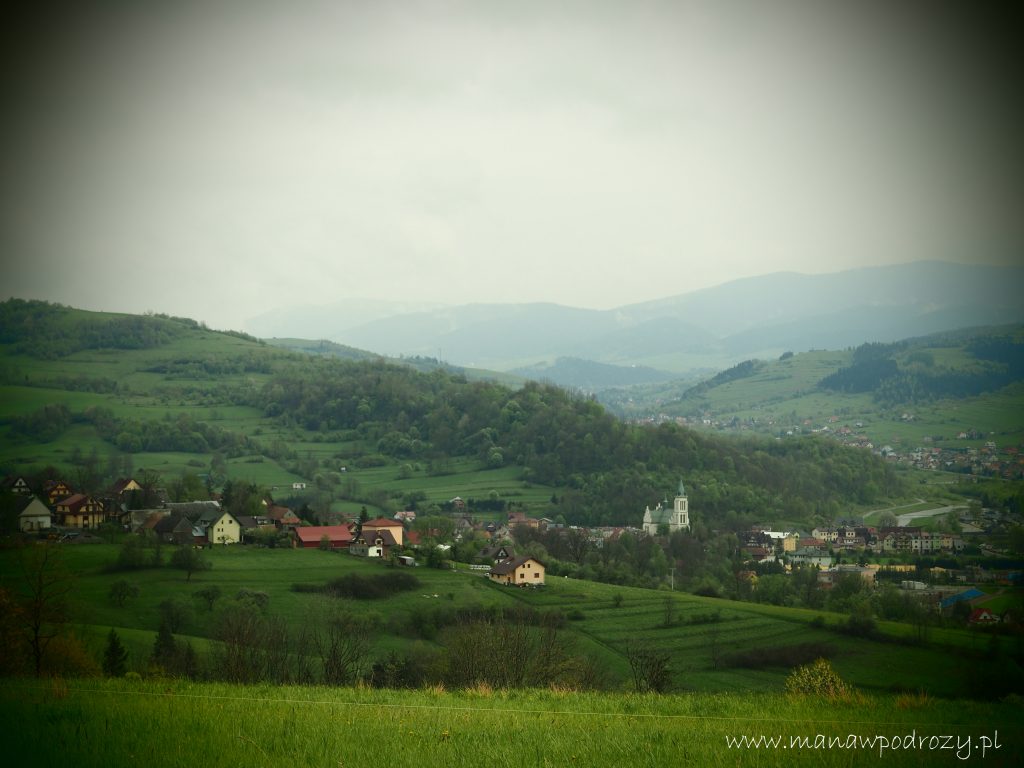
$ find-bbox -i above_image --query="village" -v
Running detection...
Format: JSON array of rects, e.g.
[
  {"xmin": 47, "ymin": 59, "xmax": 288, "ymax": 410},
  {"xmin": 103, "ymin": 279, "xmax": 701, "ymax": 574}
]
[{"xmin": 5, "ymin": 471, "xmax": 1019, "ymax": 629}]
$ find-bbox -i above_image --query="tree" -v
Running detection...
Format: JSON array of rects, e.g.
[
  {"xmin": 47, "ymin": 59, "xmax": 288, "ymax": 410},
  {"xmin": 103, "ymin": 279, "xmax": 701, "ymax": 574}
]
[
  {"xmin": 626, "ymin": 640, "xmax": 672, "ymax": 693},
  {"xmin": 16, "ymin": 543, "xmax": 74, "ymax": 677},
  {"xmin": 159, "ymin": 596, "xmax": 192, "ymax": 633},
  {"xmin": 170, "ymin": 546, "xmax": 211, "ymax": 582},
  {"xmin": 102, "ymin": 628, "xmax": 129, "ymax": 677},
  {"xmin": 194, "ymin": 585, "xmax": 222, "ymax": 611},
  {"xmin": 151, "ymin": 619, "xmax": 177, "ymax": 671},
  {"xmin": 108, "ymin": 579, "xmax": 140, "ymax": 607}
]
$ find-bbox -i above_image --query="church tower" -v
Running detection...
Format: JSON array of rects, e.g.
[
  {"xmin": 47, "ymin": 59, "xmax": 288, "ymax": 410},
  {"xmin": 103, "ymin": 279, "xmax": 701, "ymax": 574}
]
[{"xmin": 672, "ymin": 479, "xmax": 690, "ymax": 532}]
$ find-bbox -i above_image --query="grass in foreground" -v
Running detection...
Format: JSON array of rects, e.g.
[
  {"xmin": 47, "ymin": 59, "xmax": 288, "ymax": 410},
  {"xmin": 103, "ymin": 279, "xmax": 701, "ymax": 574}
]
[{"xmin": 0, "ymin": 678, "xmax": 1020, "ymax": 768}]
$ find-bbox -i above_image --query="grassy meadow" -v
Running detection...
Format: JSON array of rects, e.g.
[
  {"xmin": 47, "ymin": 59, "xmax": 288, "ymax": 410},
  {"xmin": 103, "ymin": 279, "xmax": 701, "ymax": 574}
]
[
  {"xmin": 0, "ymin": 677, "xmax": 1020, "ymax": 768},
  {"xmin": 0, "ymin": 542, "xmax": 1013, "ymax": 700}
]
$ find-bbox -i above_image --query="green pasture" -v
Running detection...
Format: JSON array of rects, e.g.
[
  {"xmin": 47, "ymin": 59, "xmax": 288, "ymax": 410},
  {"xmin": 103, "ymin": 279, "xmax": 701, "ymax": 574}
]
[
  {"xmin": 1, "ymin": 542, "xmax": 1018, "ymax": 701},
  {"xmin": 1, "ymin": 678, "xmax": 1020, "ymax": 768}
]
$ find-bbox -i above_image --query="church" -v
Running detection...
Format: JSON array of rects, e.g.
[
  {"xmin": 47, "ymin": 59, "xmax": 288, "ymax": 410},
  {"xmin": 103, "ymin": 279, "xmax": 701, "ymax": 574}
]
[{"xmin": 642, "ymin": 480, "xmax": 690, "ymax": 536}]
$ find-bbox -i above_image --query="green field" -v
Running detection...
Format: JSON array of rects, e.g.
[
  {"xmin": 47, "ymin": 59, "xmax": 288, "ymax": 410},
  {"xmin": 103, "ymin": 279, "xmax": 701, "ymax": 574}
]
[
  {"xmin": 0, "ymin": 543, "xmax": 1013, "ymax": 700},
  {"xmin": 0, "ymin": 678, "xmax": 1020, "ymax": 768}
]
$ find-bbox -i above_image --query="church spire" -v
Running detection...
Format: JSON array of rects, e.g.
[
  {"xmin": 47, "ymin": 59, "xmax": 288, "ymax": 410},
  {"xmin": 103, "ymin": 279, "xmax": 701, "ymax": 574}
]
[{"xmin": 678, "ymin": 479, "xmax": 685, "ymax": 497}]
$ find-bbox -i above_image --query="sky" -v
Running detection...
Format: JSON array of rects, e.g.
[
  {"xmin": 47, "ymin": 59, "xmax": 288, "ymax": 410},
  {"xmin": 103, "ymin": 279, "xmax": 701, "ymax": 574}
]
[{"xmin": 1, "ymin": 0, "xmax": 1021, "ymax": 332}]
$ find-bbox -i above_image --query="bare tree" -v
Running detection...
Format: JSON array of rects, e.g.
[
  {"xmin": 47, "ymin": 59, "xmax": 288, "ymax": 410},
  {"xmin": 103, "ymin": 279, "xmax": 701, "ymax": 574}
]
[
  {"xmin": 626, "ymin": 640, "xmax": 672, "ymax": 693},
  {"xmin": 317, "ymin": 609, "xmax": 376, "ymax": 686},
  {"xmin": 17, "ymin": 543, "xmax": 74, "ymax": 677}
]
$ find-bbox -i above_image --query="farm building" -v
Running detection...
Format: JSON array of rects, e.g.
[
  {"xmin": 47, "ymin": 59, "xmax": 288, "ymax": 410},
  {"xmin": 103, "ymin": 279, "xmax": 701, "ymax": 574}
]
[{"xmin": 293, "ymin": 525, "xmax": 353, "ymax": 549}]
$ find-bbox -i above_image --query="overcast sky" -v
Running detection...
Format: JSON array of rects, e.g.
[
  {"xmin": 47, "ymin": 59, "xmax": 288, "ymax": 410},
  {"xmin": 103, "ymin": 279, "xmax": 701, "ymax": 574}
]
[{"xmin": 1, "ymin": 1, "xmax": 1020, "ymax": 332}]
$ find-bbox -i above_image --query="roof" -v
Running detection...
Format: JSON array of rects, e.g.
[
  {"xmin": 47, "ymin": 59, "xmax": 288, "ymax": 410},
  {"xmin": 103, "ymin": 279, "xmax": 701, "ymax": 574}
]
[
  {"xmin": 940, "ymin": 588, "xmax": 985, "ymax": 608},
  {"xmin": 266, "ymin": 505, "xmax": 299, "ymax": 522},
  {"xmin": 644, "ymin": 506, "xmax": 674, "ymax": 526},
  {"xmin": 197, "ymin": 508, "xmax": 232, "ymax": 525},
  {"xmin": 109, "ymin": 478, "xmax": 139, "ymax": 494},
  {"xmin": 363, "ymin": 517, "xmax": 403, "ymax": 528},
  {"xmin": 16, "ymin": 496, "xmax": 50, "ymax": 516},
  {"xmin": 356, "ymin": 529, "xmax": 398, "ymax": 547},
  {"xmin": 153, "ymin": 514, "xmax": 192, "ymax": 534},
  {"xmin": 489, "ymin": 556, "xmax": 544, "ymax": 575},
  {"xmin": 294, "ymin": 526, "xmax": 353, "ymax": 544},
  {"xmin": 56, "ymin": 493, "xmax": 87, "ymax": 508}
]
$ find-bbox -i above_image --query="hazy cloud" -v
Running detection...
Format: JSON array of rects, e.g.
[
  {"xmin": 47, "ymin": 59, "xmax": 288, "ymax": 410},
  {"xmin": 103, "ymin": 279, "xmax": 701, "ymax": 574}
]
[{"xmin": 1, "ymin": 0, "xmax": 1020, "ymax": 331}]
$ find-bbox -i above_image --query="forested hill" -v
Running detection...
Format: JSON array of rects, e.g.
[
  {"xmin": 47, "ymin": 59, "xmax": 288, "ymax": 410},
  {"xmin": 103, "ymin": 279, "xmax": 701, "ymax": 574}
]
[{"xmin": 0, "ymin": 299, "xmax": 904, "ymax": 528}]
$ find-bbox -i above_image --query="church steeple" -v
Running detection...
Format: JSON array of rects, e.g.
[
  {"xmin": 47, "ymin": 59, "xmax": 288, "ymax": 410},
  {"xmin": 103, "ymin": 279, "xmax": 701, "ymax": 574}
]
[{"xmin": 678, "ymin": 479, "xmax": 685, "ymax": 497}]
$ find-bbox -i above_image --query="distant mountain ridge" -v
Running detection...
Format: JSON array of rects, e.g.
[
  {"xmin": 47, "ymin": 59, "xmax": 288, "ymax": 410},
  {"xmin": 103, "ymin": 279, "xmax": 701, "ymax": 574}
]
[{"xmin": 251, "ymin": 261, "xmax": 1024, "ymax": 380}]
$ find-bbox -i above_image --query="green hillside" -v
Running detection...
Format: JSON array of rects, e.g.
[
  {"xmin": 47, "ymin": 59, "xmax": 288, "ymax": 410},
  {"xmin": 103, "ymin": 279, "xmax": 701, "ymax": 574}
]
[
  {"xmin": 0, "ymin": 299, "xmax": 911, "ymax": 529},
  {"xmin": 605, "ymin": 325, "xmax": 1024, "ymax": 453}
]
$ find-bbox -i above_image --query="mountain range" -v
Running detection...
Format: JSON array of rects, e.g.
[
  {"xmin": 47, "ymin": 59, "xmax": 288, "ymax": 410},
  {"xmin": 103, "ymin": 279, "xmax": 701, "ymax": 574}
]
[{"xmin": 246, "ymin": 261, "xmax": 1024, "ymax": 383}]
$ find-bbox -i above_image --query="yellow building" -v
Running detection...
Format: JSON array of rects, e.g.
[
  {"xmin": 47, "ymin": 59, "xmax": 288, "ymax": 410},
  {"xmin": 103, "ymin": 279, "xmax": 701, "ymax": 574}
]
[{"xmin": 488, "ymin": 556, "xmax": 546, "ymax": 587}]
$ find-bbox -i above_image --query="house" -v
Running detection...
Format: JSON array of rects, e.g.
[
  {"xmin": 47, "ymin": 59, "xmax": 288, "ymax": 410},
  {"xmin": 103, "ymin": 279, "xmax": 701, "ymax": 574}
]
[
  {"xmin": 479, "ymin": 544, "xmax": 515, "ymax": 563},
  {"xmin": 17, "ymin": 496, "xmax": 52, "ymax": 532},
  {"xmin": 393, "ymin": 510, "xmax": 417, "ymax": 523},
  {"xmin": 43, "ymin": 480, "xmax": 73, "ymax": 505},
  {"xmin": 507, "ymin": 511, "xmax": 539, "ymax": 530},
  {"xmin": 350, "ymin": 529, "xmax": 398, "ymax": 558},
  {"xmin": 53, "ymin": 494, "xmax": 105, "ymax": 529},
  {"xmin": 198, "ymin": 509, "xmax": 241, "ymax": 545},
  {"xmin": 292, "ymin": 482, "xmax": 307, "ymax": 490},
  {"xmin": 152, "ymin": 513, "xmax": 195, "ymax": 545},
  {"xmin": 488, "ymin": 556, "xmax": 546, "ymax": 587},
  {"xmin": 789, "ymin": 547, "xmax": 834, "ymax": 568},
  {"xmin": 266, "ymin": 505, "xmax": 301, "ymax": 530},
  {"xmin": 121, "ymin": 508, "xmax": 164, "ymax": 533},
  {"xmin": 642, "ymin": 480, "xmax": 690, "ymax": 536},
  {"xmin": 293, "ymin": 525, "xmax": 353, "ymax": 550},
  {"xmin": 2, "ymin": 475, "xmax": 33, "ymax": 495},
  {"xmin": 361, "ymin": 517, "xmax": 405, "ymax": 547},
  {"xmin": 968, "ymin": 608, "xmax": 1000, "ymax": 625},
  {"xmin": 237, "ymin": 515, "xmax": 276, "ymax": 540},
  {"xmin": 108, "ymin": 478, "xmax": 142, "ymax": 498},
  {"xmin": 817, "ymin": 565, "xmax": 875, "ymax": 589}
]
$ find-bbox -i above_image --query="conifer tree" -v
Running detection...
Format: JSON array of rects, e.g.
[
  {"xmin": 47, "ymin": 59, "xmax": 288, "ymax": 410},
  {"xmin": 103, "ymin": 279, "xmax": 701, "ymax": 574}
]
[{"xmin": 102, "ymin": 628, "xmax": 128, "ymax": 677}]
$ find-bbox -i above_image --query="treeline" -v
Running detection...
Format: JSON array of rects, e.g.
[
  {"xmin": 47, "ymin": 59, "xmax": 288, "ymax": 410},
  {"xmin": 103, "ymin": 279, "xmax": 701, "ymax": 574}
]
[
  {"xmin": 0, "ymin": 299, "xmax": 197, "ymax": 359},
  {"xmin": 819, "ymin": 334, "xmax": 1024, "ymax": 405},
  {"xmin": 143, "ymin": 353, "xmax": 274, "ymax": 378},
  {"xmin": 82, "ymin": 407, "xmax": 259, "ymax": 456}
]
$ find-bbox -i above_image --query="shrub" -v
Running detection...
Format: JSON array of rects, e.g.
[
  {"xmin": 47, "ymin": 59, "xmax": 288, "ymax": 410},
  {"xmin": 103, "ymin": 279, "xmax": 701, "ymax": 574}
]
[
  {"xmin": 784, "ymin": 658, "xmax": 851, "ymax": 700},
  {"xmin": 236, "ymin": 589, "xmax": 270, "ymax": 611},
  {"xmin": 294, "ymin": 572, "xmax": 421, "ymax": 600},
  {"xmin": 719, "ymin": 642, "xmax": 835, "ymax": 670}
]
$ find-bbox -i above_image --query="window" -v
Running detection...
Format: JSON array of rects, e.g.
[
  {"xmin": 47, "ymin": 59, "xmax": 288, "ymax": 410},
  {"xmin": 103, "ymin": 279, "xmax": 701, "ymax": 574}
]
[{"xmin": 534, "ymin": 572, "xmax": 539, "ymax": 579}]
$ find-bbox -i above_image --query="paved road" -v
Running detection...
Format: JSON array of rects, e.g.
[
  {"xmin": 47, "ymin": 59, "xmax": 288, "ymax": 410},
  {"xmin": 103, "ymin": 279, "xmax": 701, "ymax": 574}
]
[{"xmin": 896, "ymin": 505, "xmax": 962, "ymax": 527}]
